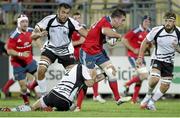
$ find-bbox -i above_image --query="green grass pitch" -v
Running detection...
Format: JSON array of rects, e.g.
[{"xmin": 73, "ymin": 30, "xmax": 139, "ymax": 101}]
[{"xmin": 0, "ymin": 98, "xmax": 180, "ymax": 117}]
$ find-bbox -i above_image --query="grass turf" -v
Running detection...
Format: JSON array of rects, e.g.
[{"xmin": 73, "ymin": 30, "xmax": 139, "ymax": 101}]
[{"xmin": 0, "ymin": 98, "xmax": 180, "ymax": 117}]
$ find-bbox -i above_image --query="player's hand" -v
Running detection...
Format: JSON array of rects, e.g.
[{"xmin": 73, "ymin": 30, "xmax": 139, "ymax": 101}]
[
  {"xmin": 39, "ymin": 31, "xmax": 48, "ymax": 37},
  {"xmin": 22, "ymin": 51, "xmax": 30, "ymax": 57},
  {"xmin": 136, "ymin": 57, "xmax": 143, "ymax": 67},
  {"xmin": 107, "ymin": 65, "xmax": 117, "ymax": 76}
]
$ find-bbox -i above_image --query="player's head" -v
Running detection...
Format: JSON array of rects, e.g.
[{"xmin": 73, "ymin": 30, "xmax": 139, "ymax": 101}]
[
  {"xmin": 164, "ymin": 12, "xmax": 176, "ymax": 32},
  {"xmin": 57, "ymin": 3, "xmax": 72, "ymax": 23},
  {"xmin": 142, "ymin": 15, "xmax": 151, "ymax": 29},
  {"xmin": 72, "ymin": 12, "xmax": 81, "ymax": 23},
  {"xmin": 111, "ymin": 9, "xmax": 126, "ymax": 29},
  {"xmin": 17, "ymin": 14, "xmax": 29, "ymax": 31}
]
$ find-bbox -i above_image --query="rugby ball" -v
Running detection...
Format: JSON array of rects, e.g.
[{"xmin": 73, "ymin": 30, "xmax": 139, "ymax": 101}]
[{"xmin": 106, "ymin": 37, "xmax": 117, "ymax": 46}]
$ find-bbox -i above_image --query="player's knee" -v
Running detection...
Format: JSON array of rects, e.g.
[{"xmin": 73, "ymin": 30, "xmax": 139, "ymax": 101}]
[
  {"xmin": 160, "ymin": 80, "xmax": 171, "ymax": 94},
  {"xmin": 21, "ymin": 86, "xmax": 27, "ymax": 93},
  {"xmin": 38, "ymin": 60, "xmax": 49, "ymax": 80},
  {"xmin": 160, "ymin": 77, "xmax": 172, "ymax": 92},
  {"xmin": 103, "ymin": 65, "xmax": 117, "ymax": 81}
]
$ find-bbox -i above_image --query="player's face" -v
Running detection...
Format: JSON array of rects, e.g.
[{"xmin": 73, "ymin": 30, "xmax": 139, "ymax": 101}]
[
  {"xmin": 57, "ymin": 7, "xmax": 71, "ymax": 23},
  {"xmin": 20, "ymin": 20, "xmax": 28, "ymax": 32},
  {"xmin": 142, "ymin": 19, "xmax": 151, "ymax": 29},
  {"xmin": 73, "ymin": 15, "xmax": 81, "ymax": 23},
  {"xmin": 113, "ymin": 16, "xmax": 126, "ymax": 28},
  {"xmin": 164, "ymin": 19, "xmax": 175, "ymax": 32}
]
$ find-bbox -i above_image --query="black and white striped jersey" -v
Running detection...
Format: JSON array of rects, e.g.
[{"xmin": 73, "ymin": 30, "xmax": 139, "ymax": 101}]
[
  {"xmin": 146, "ymin": 25, "xmax": 180, "ymax": 63},
  {"xmin": 37, "ymin": 15, "xmax": 83, "ymax": 56},
  {"xmin": 52, "ymin": 64, "xmax": 92, "ymax": 102}
]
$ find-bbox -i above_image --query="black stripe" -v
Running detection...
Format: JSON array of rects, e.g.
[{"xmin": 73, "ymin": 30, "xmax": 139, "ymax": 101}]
[
  {"xmin": 50, "ymin": 25, "xmax": 69, "ymax": 29},
  {"xmin": 57, "ymin": 84, "xmax": 73, "ymax": 90},
  {"xmin": 157, "ymin": 55, "xmax": 174, "ymax": 59},
  {"xmin": 61, "ymin": 81, "xmax": 74, "ymax": 85},
  {"xmin": 156, "ymin": 52, "xmax": 175, "ymax": 56},
  {"xmin": 158, "ymin": 35, "xmax": 177, "ymax": 38}
]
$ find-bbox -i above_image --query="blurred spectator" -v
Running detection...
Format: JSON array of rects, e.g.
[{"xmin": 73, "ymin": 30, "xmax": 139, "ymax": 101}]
[
  {"xmin": 0, "ymin": 40, "xmax": 7, "ymax": 56},
  {"xmin": 0, "ymin": 7, "xmax": 6, "ymax": 25},
  {"xmin": 55, "ymin": 0, "xmax": 73, "ymax": 6}
]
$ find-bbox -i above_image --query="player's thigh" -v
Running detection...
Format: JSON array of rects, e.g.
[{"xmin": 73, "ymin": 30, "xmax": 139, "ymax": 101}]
[
  {"xmin": 79, "ymin": 49, "xmax": 96, "ymax": 69},
  {"xmin": 26, "ymin": 60, "xmax": 38, "ymax": 75},
  {"xmin": 13, "ymin": 66, "xmax": 26, "ymax": 81},
  {"xmin": 58, "ymin": 54, "xmax": 76, "ymax": 68},
  {"xmin": 95, "ymin": 50, "xmax": 110, "ymax": 67},
  {"xmin": 41, "ymin": 49, "xmax": 56, "ymax": 65}
]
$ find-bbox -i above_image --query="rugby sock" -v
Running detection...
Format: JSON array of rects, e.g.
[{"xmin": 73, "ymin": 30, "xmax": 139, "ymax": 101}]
[
  {"xmin": 109, "ymin": 81, "xmax": 120, "ymax": 101},
  {"xmin": 77, "ymin": 88, "xmax": 87, "ymax": 109},
  {"xmin": 21, "ymin": 92, "xmax": 29, "ymax": 105},
  {"xmin": 152, "ymin": 88, "xmax": 164, "ymax": 101},
  {"xmin": 93, "ymin": 82, "xmax": 98, "ymax": 97},
  {"xmin": 27, "ymin": 80, "xmax": 38, "ymax": 90},
  {"xmin": 132, "ymin": 84, "xmax": 141, "ymax": 103},
  {"xmin": 126, "ymin": 76, "xmax": 140, "ymax": 86},
  {"xmin": 37, "ymin": 79, "xmax": 47, "ymax": 94},
  {"xmin": 2, "ymin": 78, "xmax": 15, "ymax": 94}
]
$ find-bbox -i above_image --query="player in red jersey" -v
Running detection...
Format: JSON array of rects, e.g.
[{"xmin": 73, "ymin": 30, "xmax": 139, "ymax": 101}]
[
  {"xmin": 5, "ymin": 14, "xmax": 38, "ymax": 104},
  {"xmin": 74, "ymin": 9, "xmax": 132, "ymax": 112},
  {"xmin": 71, "ymin": 12, "xmax": 105, "ymax": 111},
  {"xmin": 122, "ymin": 15, "xmax": 151, "ymax": 103}
]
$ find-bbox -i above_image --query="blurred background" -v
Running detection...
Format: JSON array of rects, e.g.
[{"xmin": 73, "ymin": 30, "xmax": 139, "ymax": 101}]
[
  {"xmin": 0, "ymin": 0, "xmax": 179, "ymax": 56},
  {"xmin": 0, "ymin": 0, "xmax": 180, "ymax": 97}
]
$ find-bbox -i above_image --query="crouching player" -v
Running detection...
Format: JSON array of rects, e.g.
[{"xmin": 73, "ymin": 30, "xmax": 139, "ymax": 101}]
[{"xmin": 0, "ymin": 64, "xmax": 106, "ymax": 112}]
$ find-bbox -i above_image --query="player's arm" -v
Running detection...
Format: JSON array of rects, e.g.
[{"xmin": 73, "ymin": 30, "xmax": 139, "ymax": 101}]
[
  {"xmin": 77, "ymin": 27, "xmax": 88, "ymax": 37},
  {"xmin": 122, "ymin": 31, "xmax": 139, "ymax": 54},
  {"xmin": 136, "ymin": 38, "xmax": 149, "ymax": 66},
  {"xmin": 172, "ymin": 42, "xmax": 180, "ymax": 53},
  {"xmin": 72, "ymin": 37, "xmax": 85, "ymax": 46},
  {"xmin": 31, "ymin": 25, "xmax": 48, "ymax": 40},
  {"xmin": 122, "ymin": 37, "xmax": 139, "ymax": 54},
  {"xmin": 32, "ymin": 38, "xmax": 43, "ymax": 49},
  {"xmin": 6, "ymin": 39, "xmax": 30, "ymax": 57},
  {"xmin": 102, "ymin": 27, "xmax": 121, "ymax": 39}
]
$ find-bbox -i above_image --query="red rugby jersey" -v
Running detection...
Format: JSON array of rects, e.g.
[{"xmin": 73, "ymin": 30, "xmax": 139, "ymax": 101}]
[{"xmin": 7, "ymin": 27, "xmax": 34, "ymax": 67}]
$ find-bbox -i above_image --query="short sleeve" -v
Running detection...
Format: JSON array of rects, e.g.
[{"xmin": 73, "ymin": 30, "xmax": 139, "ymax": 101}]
[
  {"xmin": 37, "ymin": 15, "xmax": 56, "ymax": 30},
  {"xmin": 146, "ymin": 26, "xmax": 163, "ymax": 42},
  {"xmin": 69, "ymin": 17, "xmax": 83, "ymax": 31},
  {"xmin": 7, "ymin": 38, "xmax": 16, "ymax": 50}
]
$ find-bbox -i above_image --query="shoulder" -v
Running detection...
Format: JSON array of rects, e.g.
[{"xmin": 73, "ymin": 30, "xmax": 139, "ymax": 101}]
[
  {"xmin": 68, "ymin": 17, "xmax": 79, "ymax": 25},
  {"xmin": 40, "ymin": 14, "xmax": 56, "ymax": 22},
  {"xmin": 176, "ymin": 26, "xmax": 180, "ymax": 31},
  {"xmin": 9, "ymin": 29, "xmax": 20, "ymax": 39},
  {"xmin": 132, "ymin": 26, "xmax": 141, "ymax": 33},
  {"xmin": 151, "ymin": 25, "xmax": 164, "ymax": 32}
]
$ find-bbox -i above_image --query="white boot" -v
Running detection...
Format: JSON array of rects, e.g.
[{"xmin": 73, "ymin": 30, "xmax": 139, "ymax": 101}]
[{"xmin": 93, "ymin": 95, "xmax": 106, "ymax": 103}]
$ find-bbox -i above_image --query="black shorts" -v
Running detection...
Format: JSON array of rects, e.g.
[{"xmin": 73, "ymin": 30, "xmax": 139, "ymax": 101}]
[
  {"xmin": 151, "ymin": 59, "xmax": 174, "ymax": 77},
  {"xmin": 41, "ymin": 49, "xmax": 76, "ymax": 68},
  {"xmin": 43, "ymin": 90, "xmax": 72, "ymax": 111}
]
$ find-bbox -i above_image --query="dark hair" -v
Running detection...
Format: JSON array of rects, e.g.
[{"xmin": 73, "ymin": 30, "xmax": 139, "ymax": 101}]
[
  {"xmin": 111, "ymin": 9, "xmax": 126, "ymax": 18},
  {"xmin": 142, "ymin": 15, "xmax": 151, "ymax": 21},
  {"xmin": 58, "ymin": 3, "xmax": 72, "ymax": 10},
  {"xmin": 164, "ymin": 12, "xmax": 176, "ymax": 20},
  {"xmin": 73, "ymin": 12, "xmax": 81, "ymax": 16}
]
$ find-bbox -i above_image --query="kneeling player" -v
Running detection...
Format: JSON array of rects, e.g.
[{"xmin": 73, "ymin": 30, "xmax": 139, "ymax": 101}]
[{"xmin": 0, "ymin": 64, "xmax": 106, "ymax": 112}]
